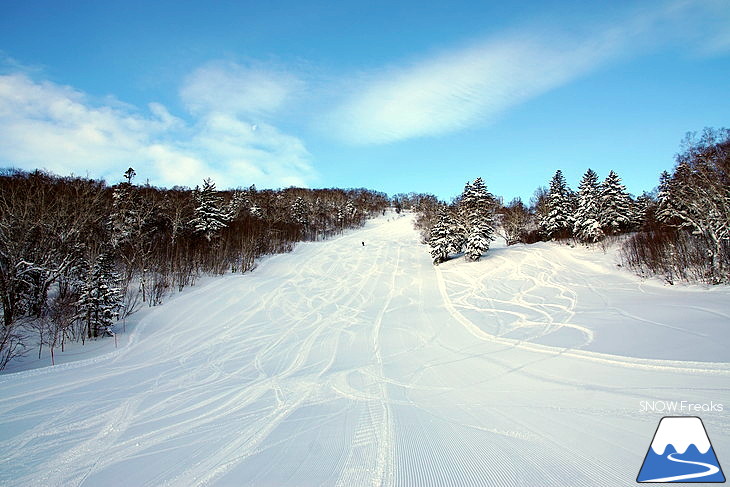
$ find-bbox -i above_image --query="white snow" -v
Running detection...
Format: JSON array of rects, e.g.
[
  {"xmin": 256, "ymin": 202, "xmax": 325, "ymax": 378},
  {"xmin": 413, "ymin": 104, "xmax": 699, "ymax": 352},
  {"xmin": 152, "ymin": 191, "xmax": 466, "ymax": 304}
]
[
  {"xmin": 650, "ymin": 417, "xmax": 711, "ymax": 455},
  {"xmin": 0, "ymin": 213, "xmax": 728, "ymax": 486}
]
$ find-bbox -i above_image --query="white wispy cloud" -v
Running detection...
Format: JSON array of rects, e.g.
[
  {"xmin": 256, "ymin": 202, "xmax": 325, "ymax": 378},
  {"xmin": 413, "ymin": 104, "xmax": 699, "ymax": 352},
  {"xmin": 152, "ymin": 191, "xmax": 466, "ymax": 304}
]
[
  {"xmin": 0, "ymin": 73, "xmax": 171, "ymax": 178},
  {"xmin": 323, "ymin": 0, "xmax": 730, "ymax": 145},
  {"xmin": 0, "ymin": 63, "xmax": 315, "ymax": 189},
  {"xmin": 187, "ymin": 113, "xmax": 312, "ymax": 187},
  {"xmin": 323, "ymin": 36, "xmax": 613, "ymax": 144},
  {"xmin": 180, "ymin": 60, "xmax": 302, "ymax": 117}
]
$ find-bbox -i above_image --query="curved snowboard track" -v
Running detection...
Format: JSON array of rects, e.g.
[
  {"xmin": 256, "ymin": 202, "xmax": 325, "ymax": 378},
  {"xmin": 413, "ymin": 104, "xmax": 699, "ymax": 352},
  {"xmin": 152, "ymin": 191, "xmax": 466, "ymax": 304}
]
[{"xmin": 0, "ymin": 214, "xmax": 728, "ymax": 486}]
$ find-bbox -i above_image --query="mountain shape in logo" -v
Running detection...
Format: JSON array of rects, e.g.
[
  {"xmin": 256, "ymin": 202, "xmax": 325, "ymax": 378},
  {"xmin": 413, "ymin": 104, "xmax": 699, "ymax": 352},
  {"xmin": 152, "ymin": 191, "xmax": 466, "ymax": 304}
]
[{"xmin": 637, "ymin": 416, "xmax": 725, "ymax": 483}]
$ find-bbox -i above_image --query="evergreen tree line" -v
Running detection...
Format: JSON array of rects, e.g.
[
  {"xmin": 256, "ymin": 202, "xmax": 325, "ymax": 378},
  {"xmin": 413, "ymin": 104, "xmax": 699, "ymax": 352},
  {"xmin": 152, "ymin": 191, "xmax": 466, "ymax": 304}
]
[
  {"xmin": 413, "ymin": 177, "xmax": 499, "ymax": 265},
  {"xmin": 535, "ymin": 167, "xmax": 637, "ymax": 243},
  {"xmin": 0, "ymin": 169, "xmax": 388, "ymax": 368},
  {"xmin": 413, "ymin": 169, "xmax": 639, "ymax": 259},
  {"xmin": 414, "ymin": 128, "xmax": 729, "ymax": 284}
]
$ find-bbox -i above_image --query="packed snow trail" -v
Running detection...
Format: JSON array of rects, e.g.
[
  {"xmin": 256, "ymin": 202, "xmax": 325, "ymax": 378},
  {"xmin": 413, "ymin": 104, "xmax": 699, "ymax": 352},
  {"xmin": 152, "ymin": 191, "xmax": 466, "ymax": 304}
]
[{"xmin": 1, "ymin": 213, "xmax": 728, "ymax": 486}]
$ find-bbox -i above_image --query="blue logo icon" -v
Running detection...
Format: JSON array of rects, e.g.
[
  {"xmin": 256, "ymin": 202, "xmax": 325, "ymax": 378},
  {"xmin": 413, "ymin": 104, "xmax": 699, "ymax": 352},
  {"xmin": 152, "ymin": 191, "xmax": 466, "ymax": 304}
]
[{"xmin": 637, "ymin": 416, "xmax": 725, "ymax": 483}]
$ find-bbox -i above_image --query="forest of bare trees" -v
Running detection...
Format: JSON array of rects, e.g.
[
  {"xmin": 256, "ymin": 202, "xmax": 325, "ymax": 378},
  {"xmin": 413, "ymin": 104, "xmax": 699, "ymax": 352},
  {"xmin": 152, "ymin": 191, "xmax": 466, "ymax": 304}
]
[
  {"xmin": 621, "ymin": 128, "xmax": 729, "ymax": 284},
  {"xmin": 0, "ymin": 169, "xmax": 388, "ymax": 368}
]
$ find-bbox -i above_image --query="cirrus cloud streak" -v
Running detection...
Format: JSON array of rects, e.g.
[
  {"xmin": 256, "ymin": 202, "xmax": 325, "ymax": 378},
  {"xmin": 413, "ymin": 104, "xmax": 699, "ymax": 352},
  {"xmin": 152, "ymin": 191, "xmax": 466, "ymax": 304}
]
[{"xmin": 323, "ymin": 0, "xmax": 730, "ymax": 145}]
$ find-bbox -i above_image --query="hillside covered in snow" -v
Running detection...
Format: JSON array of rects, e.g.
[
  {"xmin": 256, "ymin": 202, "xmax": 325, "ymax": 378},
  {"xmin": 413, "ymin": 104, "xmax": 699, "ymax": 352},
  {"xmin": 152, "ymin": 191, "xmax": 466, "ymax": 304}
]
[{"xmin": 1, "ymin": 213, "xmax": 728, "ymax": 486}]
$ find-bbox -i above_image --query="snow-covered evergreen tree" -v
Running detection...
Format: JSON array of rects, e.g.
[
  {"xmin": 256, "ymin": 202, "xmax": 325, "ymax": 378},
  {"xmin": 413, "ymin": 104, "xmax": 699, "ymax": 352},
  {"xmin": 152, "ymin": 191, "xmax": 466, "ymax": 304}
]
[
  {"xmin": 632, "ymin": 192, "xmax": 652, "ymax": 229},
  {"xmin": 599, "ymin": 170, "xmax": 632, "ymax": 234},
  {"xmin": 429, "ymin": 208, "xmax": 454, "ymax": 264},
  {"xmin": 191, "ymin": 178, "xmax": 230, "ymax": 241},
  {"xmin": 460, "ymin": 178, "xmax": 496, "ymax": 261},
  {"xmin": 459, "ymin": 179, "xmax": 476, "ymax": 208},
  {"xmin": 573, "ymin": 169, "xmax": 604, "ymax": 243},
  {"xmin": 540, "ymin": 170, "xmax": 574, "ymax": 239},
  {"xmin": 447, "ymin": 213, "xmax": 467, "ymax": 255},
  {"xmin": 226, "ymin": 190, "xmax": 250, "ymax": 220},
  {"xmin": 291, "ymin": 196, "xmax": 310, "ymax": 226},
  {"xmin": 335, "ymin": 206, "xmax": 345, "ymax": 227},
  {"xmin": 76, "ymin": 252, "xmax": 123, "ymax": 339},
  {"xmin": 465, "ymin": 212, "xmax": 494, "ymax": 260},
  {"xmin": 655, "ymin": 170, "xmax": 676, "ymax": 224},
  {"xmin": 342, "ymin": 200, "xmax": 357, "ymax": 225},
  {"xmin": 249, "ymin": 203, "xmax": 263, "ymax": 219}
]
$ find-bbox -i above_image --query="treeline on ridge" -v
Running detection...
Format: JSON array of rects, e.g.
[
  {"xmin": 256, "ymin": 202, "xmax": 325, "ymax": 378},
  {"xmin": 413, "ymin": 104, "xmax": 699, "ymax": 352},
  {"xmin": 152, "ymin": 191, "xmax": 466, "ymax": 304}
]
[
  {"xmin": 408, "ymin": 128, "xmax": 729, "ymax": 285},
  {"xmin": 0, "ymin": 169, "xmax": 388, "ymax": 368}
]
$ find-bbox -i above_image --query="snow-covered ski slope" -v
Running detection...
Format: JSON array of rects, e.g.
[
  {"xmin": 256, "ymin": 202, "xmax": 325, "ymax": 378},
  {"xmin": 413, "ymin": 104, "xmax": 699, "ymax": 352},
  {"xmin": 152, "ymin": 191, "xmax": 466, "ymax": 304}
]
[{"xmin": 1, "ymin": 213, "xmax": 728, "ymax": 486}]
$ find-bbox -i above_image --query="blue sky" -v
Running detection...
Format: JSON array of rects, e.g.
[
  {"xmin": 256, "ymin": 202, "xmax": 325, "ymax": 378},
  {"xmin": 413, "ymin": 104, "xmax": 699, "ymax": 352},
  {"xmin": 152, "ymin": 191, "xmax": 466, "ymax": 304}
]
[{"xmin": 0, "ymin": 0, "xmax": 728, "ymax": 202}]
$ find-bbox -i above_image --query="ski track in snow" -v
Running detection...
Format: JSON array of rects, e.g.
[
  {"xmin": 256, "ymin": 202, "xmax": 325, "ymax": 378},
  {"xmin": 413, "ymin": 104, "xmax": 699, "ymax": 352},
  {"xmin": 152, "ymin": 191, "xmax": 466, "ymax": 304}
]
[{"xmin": 0, "ymin": 213, "xmax": 728, "ymax": 486}]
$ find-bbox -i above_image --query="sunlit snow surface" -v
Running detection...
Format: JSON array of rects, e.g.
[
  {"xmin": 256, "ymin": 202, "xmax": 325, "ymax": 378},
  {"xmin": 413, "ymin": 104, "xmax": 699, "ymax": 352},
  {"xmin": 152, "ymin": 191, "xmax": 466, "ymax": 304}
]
[{"xmin": 1, "ymin": 213, "xmax": 728, "ymax": 486}]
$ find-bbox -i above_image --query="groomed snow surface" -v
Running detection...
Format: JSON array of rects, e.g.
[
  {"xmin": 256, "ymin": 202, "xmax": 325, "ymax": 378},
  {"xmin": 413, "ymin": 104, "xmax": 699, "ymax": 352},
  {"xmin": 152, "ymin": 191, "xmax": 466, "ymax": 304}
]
[{"xmin": 1, "ymin": 213, "xmax": 728, "ymax": 486}]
